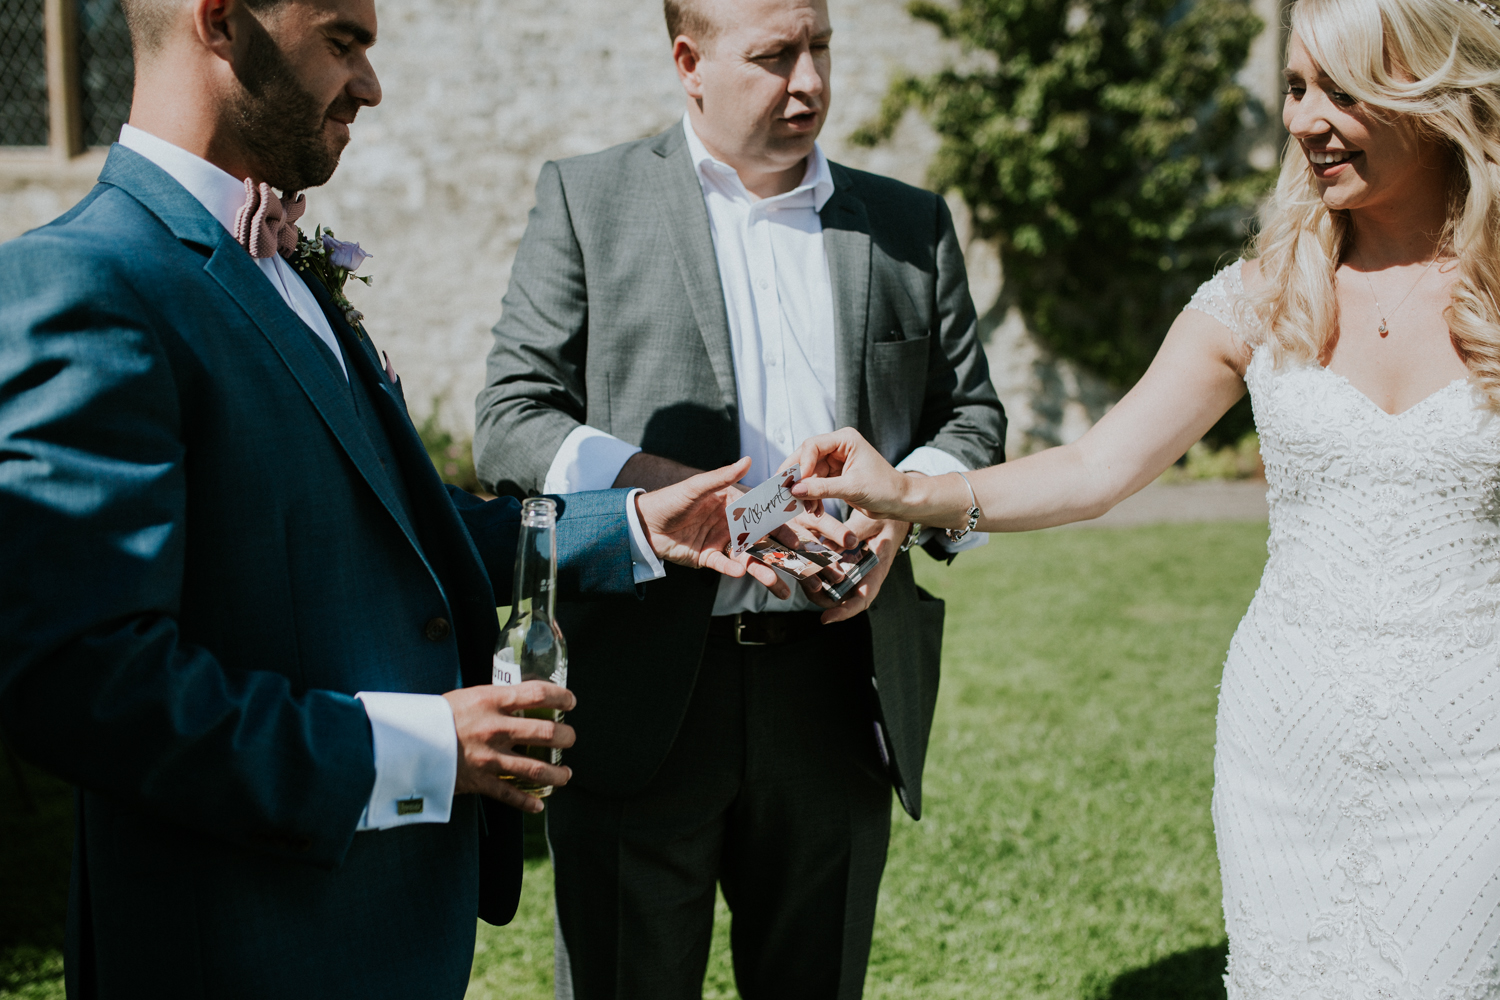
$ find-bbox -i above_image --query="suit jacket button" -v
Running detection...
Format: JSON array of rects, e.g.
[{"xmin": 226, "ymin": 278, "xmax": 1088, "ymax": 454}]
[{"xmin": 424, "ymin": 617, "xmax": 451, "ymax": 641}]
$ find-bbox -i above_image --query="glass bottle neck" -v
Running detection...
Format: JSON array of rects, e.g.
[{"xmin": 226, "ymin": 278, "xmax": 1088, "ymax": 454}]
[{"xmin": 512, "ymin": 518, "xmax": 557, "ymax": 622}]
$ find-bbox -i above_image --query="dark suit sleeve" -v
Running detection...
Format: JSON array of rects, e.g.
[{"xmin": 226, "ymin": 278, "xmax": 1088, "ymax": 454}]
[
  {"xmin": 0, "ymin": 237, "xmax": 374, "ymax": 869},
  {"xmin": 474, "ymin": 160, "xmax": 593, "ymax": 497},
  {"xmin": 914, "ymin": 196, "xmax": 1007, "ymax": 473},
  {"xmin": 445, "ymin": 485, "xmax": 638, "ymax": 604}
]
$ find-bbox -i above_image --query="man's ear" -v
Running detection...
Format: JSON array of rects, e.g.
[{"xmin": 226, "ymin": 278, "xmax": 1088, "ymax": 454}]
[
  {"xmin": 673, "ymin": 35, "xmax": 706, "ymax": 101},
  {"xmin": 191, "ymin": 0, "xmax": 237, "ymax": 60}
]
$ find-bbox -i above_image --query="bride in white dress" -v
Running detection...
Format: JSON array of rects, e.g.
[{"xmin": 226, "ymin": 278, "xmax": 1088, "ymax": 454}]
[{"xmin": 784, "ymin": 0, "xmax": 1500, "ymax": 994}]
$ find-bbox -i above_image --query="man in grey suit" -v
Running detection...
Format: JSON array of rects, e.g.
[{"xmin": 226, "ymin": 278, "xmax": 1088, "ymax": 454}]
[{"xmin": 474, "ymin": 0, "xmax": 1005, "ymax": 996}]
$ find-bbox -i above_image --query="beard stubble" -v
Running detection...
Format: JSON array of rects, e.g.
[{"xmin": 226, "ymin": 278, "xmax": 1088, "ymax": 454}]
[{"xmin": 227, "ymin": 17, "xmax": 357, "ymax": 192}]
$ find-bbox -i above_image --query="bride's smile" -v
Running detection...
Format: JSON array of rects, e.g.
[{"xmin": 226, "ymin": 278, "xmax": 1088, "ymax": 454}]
[{"xmin": 1283, "ymin": 34, "xmax": 1449, "ymax": 216}]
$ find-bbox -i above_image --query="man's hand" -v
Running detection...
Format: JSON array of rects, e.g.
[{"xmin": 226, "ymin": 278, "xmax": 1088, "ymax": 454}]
[
  {"xmin": 443, "ymin": 681, "xmax": 576, "ymax": 814},
  {"xmin": 801, "ymin": 510, "xmax": 908, "ymax": 624},
  {"xmin": 634, "ymin": 458, "xmax": 789, "ymax": 596}
]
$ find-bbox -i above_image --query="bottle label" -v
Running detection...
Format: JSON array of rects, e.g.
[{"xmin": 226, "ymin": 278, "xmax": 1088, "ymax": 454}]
[{"xmin": 492, "ymin": 648, "xmax": 520, "ymax": 687}]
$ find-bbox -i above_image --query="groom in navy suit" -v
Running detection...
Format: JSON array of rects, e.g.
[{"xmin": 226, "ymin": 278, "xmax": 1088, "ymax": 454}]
[{"xmin": 0, "ymin": 0, "xmax": 786, "ymax": 997}]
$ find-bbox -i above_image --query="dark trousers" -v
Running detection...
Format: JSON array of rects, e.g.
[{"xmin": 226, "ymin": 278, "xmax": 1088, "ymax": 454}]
[{"xmin": 548, "ymin": 616, "xmax": 893, "ymax": 1000}]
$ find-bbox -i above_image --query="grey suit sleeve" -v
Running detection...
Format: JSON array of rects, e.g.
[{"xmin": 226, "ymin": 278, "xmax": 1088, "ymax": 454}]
[
  {"xmin": 916, "ymin": 196, "xmax": 1007, "ymax": 471},
  {"xmin": 475, "ymin": 161, "xmax": 591, "ymax": 497}
]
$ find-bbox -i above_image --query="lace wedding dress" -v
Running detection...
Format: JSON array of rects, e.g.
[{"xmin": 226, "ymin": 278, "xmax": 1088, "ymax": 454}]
[{"xmin": 1186, "ymin": 261, "xmax": 1500, "ymax": 999}]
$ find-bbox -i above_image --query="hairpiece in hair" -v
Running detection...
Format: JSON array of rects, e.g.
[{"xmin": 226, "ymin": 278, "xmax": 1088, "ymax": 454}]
[{"xmin": 1450, "ymin": 0, "xmax": 1500, "ymax": 28}]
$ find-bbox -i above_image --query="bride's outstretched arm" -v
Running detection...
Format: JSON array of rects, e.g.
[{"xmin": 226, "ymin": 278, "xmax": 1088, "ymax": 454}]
[{"xmin": 790, "ymin": 307, "xmax": 1249, "ymax": 532}]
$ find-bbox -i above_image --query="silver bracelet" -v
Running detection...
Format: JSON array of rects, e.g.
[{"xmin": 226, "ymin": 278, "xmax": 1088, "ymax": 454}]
[
  {"xmin": 945, "ymin": 471, "xmax": 981, "ymax": 542},
  {"xmin": 899, "ymin": 470, "xmax": 925, "ymax": 552}
]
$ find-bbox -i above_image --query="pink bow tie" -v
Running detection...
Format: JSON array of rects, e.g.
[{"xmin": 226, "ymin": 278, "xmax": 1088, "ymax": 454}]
[{"xmin": 234, "ymin": 179, "xmax": 306, "ymax": 259}]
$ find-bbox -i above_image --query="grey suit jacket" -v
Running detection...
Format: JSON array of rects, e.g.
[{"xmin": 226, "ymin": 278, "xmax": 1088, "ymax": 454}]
[{"xmin": 475, "ymin": 123, "xmax": 1004, "ymax": 818}]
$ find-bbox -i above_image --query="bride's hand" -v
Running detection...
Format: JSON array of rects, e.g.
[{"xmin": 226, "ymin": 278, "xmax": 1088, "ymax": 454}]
[{"xmin": 784, "ymin": 428, "xmax": 916, "ymax": 522}]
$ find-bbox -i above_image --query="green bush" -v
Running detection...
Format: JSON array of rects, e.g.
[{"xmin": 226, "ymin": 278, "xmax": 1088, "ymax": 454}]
[
  {"xmin": 858, "ymin": 0, "xmax": 1276, "ymax": 443},
  {"xmin": 1159, "ymin": 432, "xmax": 1263, "ymax": 482},
  {"xmin": 416, "ymin": 399, "xmax": 482, "ymax": 495}
]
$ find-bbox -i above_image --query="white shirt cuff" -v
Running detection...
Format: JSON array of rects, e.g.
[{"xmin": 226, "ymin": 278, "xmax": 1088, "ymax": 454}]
[
  {"xmin": 896, "ymin": 445, "xmax": 969, "ymax": 479},
  {"xmin": 354, "ymin": 692, "xmax": 458, "ymax": 831},
  {"xmin": 896, "ymin": 446, "xmax": 990, "ymax": 554},
  {"xmin": 625, "ymin": 488, "xmax": 667, "ymax": 584},
  {"xmin": 543, "ymin": 425, "xmax": 642, "ymax": 494}
]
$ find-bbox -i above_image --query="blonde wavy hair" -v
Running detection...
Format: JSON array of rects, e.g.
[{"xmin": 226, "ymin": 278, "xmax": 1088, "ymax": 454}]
[{"xmin": 1248, "ymin": 0, "xmax": 1500, "ymax": 405}]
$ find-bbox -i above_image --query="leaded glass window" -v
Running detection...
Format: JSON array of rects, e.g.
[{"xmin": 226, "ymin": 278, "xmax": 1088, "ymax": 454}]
[
  {"xmin": 0, "ymin": 0, "xmax": 132, "ymax": 152},
  {"xmin": 0, "ymin": 0, "xmax": 49, "ymax": 147},
  {"xmin": 78, "ymin": 0, "xmax": 130, "ymax": 147}
]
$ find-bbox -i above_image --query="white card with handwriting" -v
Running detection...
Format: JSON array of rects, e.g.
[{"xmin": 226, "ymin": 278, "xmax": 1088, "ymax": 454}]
[{"xmin": 727, "ymin": 464, "xmax": 812, "ymax": 555}]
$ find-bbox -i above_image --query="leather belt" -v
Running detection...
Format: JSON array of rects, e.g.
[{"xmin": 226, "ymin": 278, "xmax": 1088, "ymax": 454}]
[{"xmin": 709, "ymin": 611, "xmax": 826, "ymax": 646}]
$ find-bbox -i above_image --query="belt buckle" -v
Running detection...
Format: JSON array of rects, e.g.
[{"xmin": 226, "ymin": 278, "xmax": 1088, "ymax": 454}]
[{"xmin": 733, "ymin": 613, "xmax": 767, "ymax": 646}]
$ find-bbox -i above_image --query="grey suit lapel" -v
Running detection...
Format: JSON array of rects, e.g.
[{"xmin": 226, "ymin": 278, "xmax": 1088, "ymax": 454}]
[
  {"xmin": 822, "ymin": 167, "xmax": 871, "ymax": 432},
  {"xmin": 649, "ymin": 127, "xmax": 739, "ymax": 416}
]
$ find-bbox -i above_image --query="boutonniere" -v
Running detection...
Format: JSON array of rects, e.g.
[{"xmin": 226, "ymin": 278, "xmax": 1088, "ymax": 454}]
[{"xmin": 288, "ymin": 225, "xmax": 374, "ymax": 335}]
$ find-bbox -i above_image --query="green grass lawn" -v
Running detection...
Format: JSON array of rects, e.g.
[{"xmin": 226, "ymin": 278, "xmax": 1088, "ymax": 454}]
[
  {"xmin": 0, "ymin": 751, "xmax": 71, "ymax": 1000},
  {"xmin": 2, "ymin": 521, "xmax": 1268, "ymax": 1000}
]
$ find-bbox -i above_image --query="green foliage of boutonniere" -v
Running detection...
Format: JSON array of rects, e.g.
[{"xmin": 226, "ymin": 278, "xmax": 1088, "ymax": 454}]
[{"xmin": 288, "ymin": 225, "xmax": 374, "ymax": 336}]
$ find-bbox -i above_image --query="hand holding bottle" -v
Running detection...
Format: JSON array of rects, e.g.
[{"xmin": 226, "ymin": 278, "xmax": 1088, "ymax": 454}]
[
  {"xmin": 442, "ymin": 681, "xmax": 575, "ymax": 814},
  {"xmin": 491, "ymin": 498, "xmax": 572, "ymax": 800}
]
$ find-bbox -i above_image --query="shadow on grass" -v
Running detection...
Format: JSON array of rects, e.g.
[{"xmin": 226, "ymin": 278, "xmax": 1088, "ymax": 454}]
[
  {"xmin": 0, "ymin": 745, "xmax": 72, "ymax": 995},
  {"xmin": 1086, "ymin": 941, "xmax": 1228, "ymax": 1000}
]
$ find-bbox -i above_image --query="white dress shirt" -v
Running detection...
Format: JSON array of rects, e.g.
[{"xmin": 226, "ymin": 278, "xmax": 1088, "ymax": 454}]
[
  {"xmin": 543, "ymin": 115, "xmax": 985, "ymax": 615},
  {"xmin": 118, "ymin": 125, "xmax": 663, "ymax": 831}
]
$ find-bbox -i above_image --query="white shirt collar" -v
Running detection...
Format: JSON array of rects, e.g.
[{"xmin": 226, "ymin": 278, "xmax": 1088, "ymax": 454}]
[
  {"xmin": 118, "ymin": 123, "xmax": 250, "ymax": 237},
  {"xmin": 681, "ymin": 113, "xmax": 834, "ymax": 212}
]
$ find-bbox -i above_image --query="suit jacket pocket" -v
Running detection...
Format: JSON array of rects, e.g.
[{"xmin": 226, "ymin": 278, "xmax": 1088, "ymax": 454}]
[{"xmin": 868, "ymin": 334, "xmax": 931, "ymax": 461}]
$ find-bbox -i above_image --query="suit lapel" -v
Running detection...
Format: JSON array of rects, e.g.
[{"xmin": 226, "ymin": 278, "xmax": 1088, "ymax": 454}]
[
  {"xmin": 302, "ymin": 275, "xmax": 385, "ymax": 385},
  {"xmin": 199, "ymin": 246, "xmax": 425, "ymax": 534},
  {"xmin": 822, "ymin": 167, "xmax": 872, "ymax": 432},
  {"xmin": 649, "ymin": 128, "xmax": 740, "ymax": 416},
  {"xmin": 103, "ymin": 149, "xmax": 394, "ymax": 525},
  {"xmin": 103, "ymin": 145, "xmax": 459, "ymax": 612},
  {"xmin": 306, "ymin": 273, "xmax": 502, "ymax": 630},
  {"xmin": 293, "ymin": 273, "xmax": 444, "ymax": 576}
]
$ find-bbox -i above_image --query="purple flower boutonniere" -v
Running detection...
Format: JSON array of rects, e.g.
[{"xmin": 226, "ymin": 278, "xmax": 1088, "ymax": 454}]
[{"xmin": 289, "ymin": 225, "xmax": 375, "ymax": 335}]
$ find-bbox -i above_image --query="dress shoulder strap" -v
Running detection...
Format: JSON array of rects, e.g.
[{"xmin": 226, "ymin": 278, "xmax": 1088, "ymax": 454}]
[{"xmin": 1185, "ymin": 259, "xmax": 1250, "ymax": 337}]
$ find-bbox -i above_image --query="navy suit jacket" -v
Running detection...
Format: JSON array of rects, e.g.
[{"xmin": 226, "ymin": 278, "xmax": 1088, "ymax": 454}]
[{"xmin": 0, "ymin": 146, "xmax": 637, "ymax": 999}]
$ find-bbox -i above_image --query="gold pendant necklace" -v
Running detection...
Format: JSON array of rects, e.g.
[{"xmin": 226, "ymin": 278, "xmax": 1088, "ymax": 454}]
[{"xmin": 1358, "ymin": 251, "xmax": 1441, "ymax": 338}]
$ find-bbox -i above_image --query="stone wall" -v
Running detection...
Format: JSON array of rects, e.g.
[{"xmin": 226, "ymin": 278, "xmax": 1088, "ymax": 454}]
[
  {"xmin": 303, "ymin": 0, "xmax": 969, "ymax": 443},
  {"xmin": 0, "ymin": 0, "xmax": 1287, "ymax": 457}
]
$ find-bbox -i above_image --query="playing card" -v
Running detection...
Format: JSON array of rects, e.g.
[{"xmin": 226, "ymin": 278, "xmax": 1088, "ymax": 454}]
[
  {"xmin": 727, "ymin": 464, "xmax": 816, "ymax": 555},
  {"xmin": 820, "ymin": 543, "xmax": 880, "ymax": 602},
  {"xmin": 750, "ymin": 536, "xmax": 881, "ymax": 604},
  {"xmin": 748, "ymin": 538, "xmax": 826, "ymax": 579}
]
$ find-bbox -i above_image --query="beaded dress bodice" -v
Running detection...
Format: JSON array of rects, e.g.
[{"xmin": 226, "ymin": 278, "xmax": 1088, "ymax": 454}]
[
  {"xmin": 1187, "ymin": 261, "xmax": 1500, "ymax": 1000},
  {"xmin": 1247, "ymin": 349, "xmax": 1500, "ymax": 671}
]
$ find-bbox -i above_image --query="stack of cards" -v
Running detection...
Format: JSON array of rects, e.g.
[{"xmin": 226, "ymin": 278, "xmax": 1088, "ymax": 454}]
[
  {"xmin": 750, "ymin": 537, "xmax": 880, "ymax": 603},
  {"xmin": 728, "ymin": 466, "xmax": 879, "ymax": 604}
]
